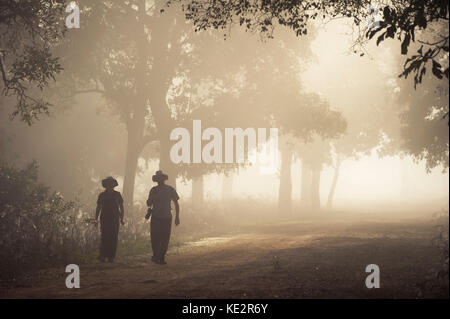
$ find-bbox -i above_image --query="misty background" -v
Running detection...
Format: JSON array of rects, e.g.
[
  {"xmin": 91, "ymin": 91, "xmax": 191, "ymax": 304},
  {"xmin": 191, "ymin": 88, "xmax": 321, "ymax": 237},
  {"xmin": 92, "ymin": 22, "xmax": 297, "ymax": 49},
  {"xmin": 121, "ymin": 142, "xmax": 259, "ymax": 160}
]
[
  {"xmin": 0, "ymin": 0, "xmax": 448, "ymax": 298},
  {"xmin": 1, "ymin": 18, "xmax": 447, "ymax": 211}
]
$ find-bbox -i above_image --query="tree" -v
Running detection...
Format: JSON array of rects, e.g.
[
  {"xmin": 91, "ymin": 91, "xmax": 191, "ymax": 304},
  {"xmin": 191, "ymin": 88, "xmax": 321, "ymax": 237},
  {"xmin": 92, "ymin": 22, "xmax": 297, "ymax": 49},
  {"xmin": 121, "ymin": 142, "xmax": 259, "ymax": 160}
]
[
  {"xmin": 55, "ymin": 0, "xmax": 194, "ymax": 204},
  {"xmin": 275, "ymin": 89, "xmax": 346, "ymax": 213},
  {"xmin": 168, "ymin": 1, "xmax": 448, "ymax": 211},
  {"xmin": 275, "ymin": 84, "xmax": 346, "ymax": 212},
  {"xmin": 57, "ymin": 1, "xmax": 277, "ymax": 205},
  {"xmin": 366, "ymin": 0, "xmax": 449, "ymax": 91},
  {"xmin": 172, "ymin": 0, "xmax": 449, "ymax": 95},
  {"xmin": 0, "ymin": 160, "xmax": 77, "ymax": 279},
  {"xmin": 297, "ymin": 137, "xmax": 334, "ymax": 211},
  {"xmin": 168, "ymin": 26, "xmax": 315, "ymax": 204},
  {"xmin": 325, "ymin": 55, "xmax": 403, "ymax": 210},
  {"xmin": 0, "ymin": 0, "xmax": 67, "ymax": 125},
  {"xmin": 278, "ymin": 137, "xmax": 294, "ymax": 212},
  {"xmin": 215, "ymin": 25, "xmax": 348, "ymax": 213},
  {"xmin": 396, "ymin": 70, "xmax": 449, "ymax": 172}
]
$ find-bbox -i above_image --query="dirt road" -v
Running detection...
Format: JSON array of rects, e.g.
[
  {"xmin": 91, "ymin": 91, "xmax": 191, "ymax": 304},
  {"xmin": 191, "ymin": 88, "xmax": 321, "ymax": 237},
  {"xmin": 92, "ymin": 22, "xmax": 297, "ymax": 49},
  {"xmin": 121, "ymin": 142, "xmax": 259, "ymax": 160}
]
[{"xmin": 1, "ymin": 217, "xmax": 444, "ymax": 298}]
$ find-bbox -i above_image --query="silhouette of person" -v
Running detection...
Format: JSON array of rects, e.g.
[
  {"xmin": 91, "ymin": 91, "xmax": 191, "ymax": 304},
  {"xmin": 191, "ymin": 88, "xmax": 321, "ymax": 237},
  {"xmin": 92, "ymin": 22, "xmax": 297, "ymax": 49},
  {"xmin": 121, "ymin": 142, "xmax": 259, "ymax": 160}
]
[
  {"xmin": 146, "ymin": 170, "xmax": 180, "ymax": 265},
  {"xmin": 95, "ymin": 176, "xmax": 124, "ymax": 263}
]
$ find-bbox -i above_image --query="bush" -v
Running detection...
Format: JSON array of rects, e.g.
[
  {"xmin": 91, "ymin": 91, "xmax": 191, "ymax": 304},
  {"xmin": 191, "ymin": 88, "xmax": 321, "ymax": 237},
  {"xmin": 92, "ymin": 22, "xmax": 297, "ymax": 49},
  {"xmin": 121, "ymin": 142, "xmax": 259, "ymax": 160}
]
[
  {"xmin": 416, "ymin": 209, "xmax": 449, "ymax": 298},
  {"xmin": 0, "ymin": 161, "xmax": 98, "ymax": 280}
]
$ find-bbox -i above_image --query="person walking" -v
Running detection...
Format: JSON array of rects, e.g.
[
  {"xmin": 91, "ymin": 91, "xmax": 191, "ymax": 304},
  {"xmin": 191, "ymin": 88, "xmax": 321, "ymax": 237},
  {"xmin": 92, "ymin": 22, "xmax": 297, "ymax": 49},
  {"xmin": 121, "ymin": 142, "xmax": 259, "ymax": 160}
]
[
  {"xmin": 146, "ymin": 170, "xmax": 180, "ymax": 265},
  {"xmin": 95, "ymin": 176, "xmax": 124, "ymax": 263}
]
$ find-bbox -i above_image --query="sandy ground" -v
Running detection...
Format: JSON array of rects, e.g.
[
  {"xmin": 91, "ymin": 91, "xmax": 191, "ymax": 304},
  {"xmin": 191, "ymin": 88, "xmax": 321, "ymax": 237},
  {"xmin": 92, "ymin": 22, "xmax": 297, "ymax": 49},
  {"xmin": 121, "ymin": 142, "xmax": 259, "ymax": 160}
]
[{"xmin": 1, "ymin": 214, "xmax": 447, "ymax": 299}]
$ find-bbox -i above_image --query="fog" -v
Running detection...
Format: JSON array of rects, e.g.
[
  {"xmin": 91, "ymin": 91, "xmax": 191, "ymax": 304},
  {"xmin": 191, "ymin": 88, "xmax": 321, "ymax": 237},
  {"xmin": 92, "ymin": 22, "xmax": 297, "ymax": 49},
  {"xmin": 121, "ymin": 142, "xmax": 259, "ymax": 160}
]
[
  {"xmin": 1, "ymin": 17, "xmax": 447, "ymax": 212},
  {"xmin": 0, "ymin": 0, "xmax": 448, "ymax": 299}
]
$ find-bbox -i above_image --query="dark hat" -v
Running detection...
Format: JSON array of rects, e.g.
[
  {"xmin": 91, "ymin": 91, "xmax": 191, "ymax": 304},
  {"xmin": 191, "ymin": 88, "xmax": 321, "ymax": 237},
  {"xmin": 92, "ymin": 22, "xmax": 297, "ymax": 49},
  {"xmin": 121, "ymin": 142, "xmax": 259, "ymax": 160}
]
[
  {"xmin": 152, "ymin": 170, "xmax": 168, "ymax": 183},
  {"xmin": 102, "ymin": 176, "xmax": 118, "ymax": 188}
]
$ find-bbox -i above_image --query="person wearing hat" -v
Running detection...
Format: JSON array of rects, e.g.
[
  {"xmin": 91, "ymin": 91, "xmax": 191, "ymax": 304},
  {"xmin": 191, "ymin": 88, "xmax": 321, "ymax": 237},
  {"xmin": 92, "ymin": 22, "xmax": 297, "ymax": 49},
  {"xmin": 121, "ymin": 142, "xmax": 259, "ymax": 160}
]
[
  {"xmin": 146, "ymin": 170, "xmax": 180, "ymax": 265},
  {"xmin": 95, "ymin": 176, "xmax": 125, "ymax": 263}
]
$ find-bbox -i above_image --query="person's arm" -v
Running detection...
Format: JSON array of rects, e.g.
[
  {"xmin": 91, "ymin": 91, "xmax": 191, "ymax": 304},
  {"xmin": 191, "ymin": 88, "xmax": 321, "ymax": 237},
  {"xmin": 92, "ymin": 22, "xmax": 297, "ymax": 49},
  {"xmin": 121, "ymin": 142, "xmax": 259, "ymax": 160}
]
[
  {"xmin": 172, "ymin": 188, "xmax": 180, "ymax": 226},
  {"xmin": 95, "ymin": 194, "xmax": 102, "ymax": 221},
  {"xmin": 145, "ymin": 189, "xmax": 153, "ymax": 220},
  {"xmin": 174, "ymin": 199, "xmax": 180, "ymax": 226},
  {"xmin": 95, "ymin": 204, "xmax": 101, "ymax": 221},
  {"xmin": 146, "ymin": 189, "xmax": 153, "ymax": 207},
  {"xmin": 119, "ymin": 200, "xmax": 125, "ymax": 225},
  {"xmin": 173, "ymin": 200, "xmax": 180, "ymax": 226}
]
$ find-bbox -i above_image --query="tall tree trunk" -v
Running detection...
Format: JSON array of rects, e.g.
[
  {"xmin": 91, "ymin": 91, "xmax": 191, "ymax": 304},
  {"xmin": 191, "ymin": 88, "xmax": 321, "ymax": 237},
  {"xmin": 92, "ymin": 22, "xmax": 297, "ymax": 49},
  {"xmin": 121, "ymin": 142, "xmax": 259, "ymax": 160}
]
[
  {"xmin": 278, "ymin": 145, "xmax": 293, "ymax": 214},
  {"xmin": 310, "ymin": 163, "xmax": 322, "ymax": 211},
  {"xmin": 159, "ymin": 129, "xmax": 177, "ymax": 187},
  {"xmin": 192, "ymin": 175, "xmax": 204, "ymax": 207},
  {"xmin": 122, "ymin": 68, "xmax": 146, "ymax": 205},
  {"xmin": 123, "ymin": 1, "xmax": 146, "ymax": 205},
  {"xmin": 143, "ymin": 2, "xmax": 178, "ymax": 188},
  {"xmin": 122, "ymin": 127, "xmax": 143, "ymax": 206},
  {"xmin": 146, "ymin": 8, "xmax": 178, "ymax": 188},
  {"xmin": 150, "ymin": 92, "xmax": 177, "ymax": 188},
  {"xmin": 121, "ymin": 0, "xmax": 152, "ymax": 206},
  {"xmin": 326, "ymin": 156, "xmax": 342, "ymax": 210},
  {"xmin": 300, "ymin": 160, "xmax": 312, "ymax": 209},
  {"xmin": 222, "ymin": 173, "xmax": 233, "ymax": 200}
]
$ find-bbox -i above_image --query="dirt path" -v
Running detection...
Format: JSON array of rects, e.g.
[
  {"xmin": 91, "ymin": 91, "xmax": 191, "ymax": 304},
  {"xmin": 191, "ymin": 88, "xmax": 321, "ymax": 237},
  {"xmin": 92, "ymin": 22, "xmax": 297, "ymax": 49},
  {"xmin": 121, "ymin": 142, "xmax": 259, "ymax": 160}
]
[{"xmin": 1, "ymin": 218, "xmax": 443, "ymax": 298}]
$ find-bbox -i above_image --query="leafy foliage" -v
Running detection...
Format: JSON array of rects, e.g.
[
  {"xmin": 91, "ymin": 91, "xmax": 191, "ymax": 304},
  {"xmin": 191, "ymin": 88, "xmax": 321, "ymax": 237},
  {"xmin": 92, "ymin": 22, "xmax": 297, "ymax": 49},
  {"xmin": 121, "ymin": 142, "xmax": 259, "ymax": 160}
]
[
  {"xmin": 396, "ymin": 72, "xmax": 449, "ymax": 171},
  {"xmin": 172, "ymin": 0, "xmax": 449, "ymax": 88},
  {"xmin": 0, "ymin": 0, "xmax": 67, "ymax": 125},
  {"xmin": 167, "ymin": 0, "xmax": 367, "ymax": 37},
  {"xmin": 0, "ymin": 161, "xmax": 97, "ymax": 280},
  {"xmin": 366, "ymin": 1, "xmax": 449, "ymax": 88},
  {"xmin": 416, "ymin": 210, "xmax": 449, "ymax": 298}
]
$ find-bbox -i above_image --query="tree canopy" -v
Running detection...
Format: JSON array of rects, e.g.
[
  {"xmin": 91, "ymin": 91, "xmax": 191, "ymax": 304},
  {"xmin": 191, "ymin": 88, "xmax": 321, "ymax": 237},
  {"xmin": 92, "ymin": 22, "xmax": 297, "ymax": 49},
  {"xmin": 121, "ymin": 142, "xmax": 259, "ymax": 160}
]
[
  {"xmin": 0, "ymin": 0, "xmax": 67, "ymax": 125},
  {"xmin": 170, "ymin": 0, "xmax": 449, "ymax": 89}
]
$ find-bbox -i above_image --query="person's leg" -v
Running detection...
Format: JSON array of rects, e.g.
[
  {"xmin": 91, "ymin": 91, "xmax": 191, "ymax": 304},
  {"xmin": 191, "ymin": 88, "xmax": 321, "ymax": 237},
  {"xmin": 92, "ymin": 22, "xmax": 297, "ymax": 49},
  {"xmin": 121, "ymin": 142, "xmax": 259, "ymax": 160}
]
[
  {"xmin": 159, "ymin": 217, "xmax": 172, "ymax": 264},
  {"xmin": 150, "ymin": 218, "xmax": 161, "ymax": 262},
  {"xmin": 109, "ymin": 218, "xmax": 120, "ymax": 262},
  {"xmin": 102, "ymin": 217, "xmax": 116, "ymax": 262},
  {"xmin": 98, "ymin": 220, "xmax": 107, "ymax": 262}
]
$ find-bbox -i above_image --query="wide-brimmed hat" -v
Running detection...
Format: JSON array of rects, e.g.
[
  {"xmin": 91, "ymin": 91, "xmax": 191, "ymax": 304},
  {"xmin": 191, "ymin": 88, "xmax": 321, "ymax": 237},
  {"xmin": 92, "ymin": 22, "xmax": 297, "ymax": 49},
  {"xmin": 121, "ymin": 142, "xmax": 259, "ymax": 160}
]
[
  {"xmin": 102, "ymin": 176, "xmax": 118, "ymax": 188},
  {"xmin": 152, "ymin": 170, "xmax": 168, "ymax": 182}
]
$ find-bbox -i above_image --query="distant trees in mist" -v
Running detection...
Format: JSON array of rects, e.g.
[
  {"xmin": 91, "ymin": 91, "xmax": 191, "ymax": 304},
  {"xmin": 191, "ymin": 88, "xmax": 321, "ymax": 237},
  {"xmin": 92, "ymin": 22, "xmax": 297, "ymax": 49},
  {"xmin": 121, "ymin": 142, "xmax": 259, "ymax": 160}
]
[{"xmin": 0, "ymin": 0, "xmax": 447, "ymax": 213}]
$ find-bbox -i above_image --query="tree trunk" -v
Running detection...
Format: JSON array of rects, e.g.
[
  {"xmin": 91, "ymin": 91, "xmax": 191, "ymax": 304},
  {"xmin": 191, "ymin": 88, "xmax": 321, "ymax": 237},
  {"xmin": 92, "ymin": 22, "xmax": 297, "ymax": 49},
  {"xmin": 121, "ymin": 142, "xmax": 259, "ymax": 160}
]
[
  {"xmin": 146, "ymin": 1, "xmax": 179, "ymax": 189},
  {"xmin": 326, "ymin": 156, "xmax": 342, "ymax": 210},
  {"xmin": 300, "ymin": 160, "xmax": 312, "ymax": 209},
  {"xmin": 278, "ymin": 145, "xmax": 293, "ymax": 214},
  {"xmin": 147, "ymin": 49, "xmax": 177, "ymax": 189},
  {"xmin": 192, "ymin": 175, "xmax": 204, "ymax": 206},
  {"xmin": 311, "ymin": 163, "xmax": 322, "ymax": 211},
  {"xmin": 121, "ymin": 91, "xmax": 146, "ymax": 205},
  {"xmin": 122, "ymin": 130, "xmax": 141, "ymax": 206},
  {"xmin": 222, "ymin": 173, "xmax": 233, "ymax": 200},
  {"xmin": 121, "ymin": 1, "xmax": 151, "ymax": 206}
]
